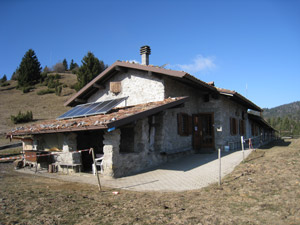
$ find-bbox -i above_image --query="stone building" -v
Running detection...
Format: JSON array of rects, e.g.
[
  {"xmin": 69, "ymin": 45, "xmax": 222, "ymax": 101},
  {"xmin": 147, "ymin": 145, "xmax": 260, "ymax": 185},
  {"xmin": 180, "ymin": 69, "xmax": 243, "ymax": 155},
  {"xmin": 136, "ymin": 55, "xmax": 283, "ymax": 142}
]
[{"xmin": 7, "ymin": 46, "xmax": 275, "ymax": 177}]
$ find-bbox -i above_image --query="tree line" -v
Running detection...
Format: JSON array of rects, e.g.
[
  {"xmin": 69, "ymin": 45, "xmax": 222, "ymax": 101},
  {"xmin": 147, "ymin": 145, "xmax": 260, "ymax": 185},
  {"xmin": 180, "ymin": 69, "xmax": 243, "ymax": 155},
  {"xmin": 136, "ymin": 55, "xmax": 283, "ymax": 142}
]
[
  {"xmin": 267, "ymin": 116, "xmax": 300, "ymax": 136},
  {"xmin": 10, "ymin": 49, "xmax": 108, "ymax": 92}
]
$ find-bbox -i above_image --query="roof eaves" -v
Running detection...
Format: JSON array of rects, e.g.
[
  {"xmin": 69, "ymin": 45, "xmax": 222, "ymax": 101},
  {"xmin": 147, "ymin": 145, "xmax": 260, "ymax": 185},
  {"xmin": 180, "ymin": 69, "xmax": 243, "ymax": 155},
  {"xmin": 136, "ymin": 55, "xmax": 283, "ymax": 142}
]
[
  {"xmin": 107, "ymin": 96, "xmax": 189, "ymax": 128},
  {"xmin": 64, "ymin": 62, "xmax": 120, "ymax": 107},
  {"xmin": 248, "ymin": 113, "xmax": 275, "ymax": 130},
  {"xmin": 183, "ymin": 74, "xmax": 218, "ymax": 93},
  {"xmin": 64, "ymin": 61, "xmax": 212, "ymax": 106},
  {"xmin": 218, "ymin": 87, "xmax": 262, "ymax": 112}
]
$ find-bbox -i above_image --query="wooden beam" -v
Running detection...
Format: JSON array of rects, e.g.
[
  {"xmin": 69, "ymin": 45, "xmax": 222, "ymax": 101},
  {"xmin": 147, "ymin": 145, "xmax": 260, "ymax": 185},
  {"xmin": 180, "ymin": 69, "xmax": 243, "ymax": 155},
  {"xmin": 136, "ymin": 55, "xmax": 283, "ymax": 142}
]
[{"xmin": 92, "ymin": 83, "xmax": 105, "ymax": 89}]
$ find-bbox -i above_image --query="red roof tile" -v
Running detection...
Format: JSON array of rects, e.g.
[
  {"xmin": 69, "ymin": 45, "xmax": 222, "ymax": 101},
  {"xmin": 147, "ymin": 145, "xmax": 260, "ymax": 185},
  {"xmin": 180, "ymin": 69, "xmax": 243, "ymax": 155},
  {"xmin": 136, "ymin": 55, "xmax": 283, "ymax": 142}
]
[{"xmin": 8, "ymin": 97, "xmax": 188, "ymax": 136}]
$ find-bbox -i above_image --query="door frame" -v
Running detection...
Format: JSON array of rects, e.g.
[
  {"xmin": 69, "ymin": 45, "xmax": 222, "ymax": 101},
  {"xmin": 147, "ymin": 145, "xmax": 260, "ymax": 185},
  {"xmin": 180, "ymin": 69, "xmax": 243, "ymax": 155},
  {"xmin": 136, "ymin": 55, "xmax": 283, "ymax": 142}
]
[{"xmin": 192, "ymin": 112, "xmax": 215, "ymax": 151}]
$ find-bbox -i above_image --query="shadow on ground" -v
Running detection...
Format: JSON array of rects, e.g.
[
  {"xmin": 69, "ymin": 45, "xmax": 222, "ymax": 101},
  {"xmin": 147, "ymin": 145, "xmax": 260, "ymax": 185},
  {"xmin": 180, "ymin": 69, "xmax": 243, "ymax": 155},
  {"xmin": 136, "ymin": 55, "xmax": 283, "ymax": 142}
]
[{"xmin": 260, "ymin": 139, "xmax": 291, "ymax": 149}]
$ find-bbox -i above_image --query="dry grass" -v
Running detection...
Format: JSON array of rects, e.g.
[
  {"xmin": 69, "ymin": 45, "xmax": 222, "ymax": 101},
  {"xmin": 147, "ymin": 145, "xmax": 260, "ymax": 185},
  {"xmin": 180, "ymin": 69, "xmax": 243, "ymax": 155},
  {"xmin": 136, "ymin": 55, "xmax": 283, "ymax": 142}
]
[
  {"xmin": 1, "ymin": 139, "xmax": 300, "ymax": 224},
  {"xmin": 0, "ymin": 74, "xmax": 77, "ymax": 145}
]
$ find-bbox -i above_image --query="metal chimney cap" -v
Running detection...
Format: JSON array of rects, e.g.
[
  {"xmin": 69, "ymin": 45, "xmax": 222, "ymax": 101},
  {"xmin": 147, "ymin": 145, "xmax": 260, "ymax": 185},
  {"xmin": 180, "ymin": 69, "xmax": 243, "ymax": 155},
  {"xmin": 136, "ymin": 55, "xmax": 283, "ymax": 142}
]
[{"xmin": 140, "ymin": 45, "xmax": 151, "ymax": 55}]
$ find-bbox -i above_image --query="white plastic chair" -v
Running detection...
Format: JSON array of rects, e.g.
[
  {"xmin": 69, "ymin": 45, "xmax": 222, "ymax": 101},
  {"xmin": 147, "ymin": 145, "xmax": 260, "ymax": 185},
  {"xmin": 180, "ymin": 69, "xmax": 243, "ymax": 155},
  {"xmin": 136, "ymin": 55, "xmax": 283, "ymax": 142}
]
[{"xmin": 92, "ymin": 154, "xmax": 104, "ymax": 175}]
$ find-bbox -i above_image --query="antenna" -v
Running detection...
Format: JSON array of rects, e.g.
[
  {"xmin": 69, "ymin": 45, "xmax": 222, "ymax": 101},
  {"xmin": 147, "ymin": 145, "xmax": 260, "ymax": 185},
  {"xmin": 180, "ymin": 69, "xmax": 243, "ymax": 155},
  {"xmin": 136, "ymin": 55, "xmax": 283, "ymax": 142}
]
[{"xmin": 160, "ymin": 63, "xmax": 169, "ymax": 68}]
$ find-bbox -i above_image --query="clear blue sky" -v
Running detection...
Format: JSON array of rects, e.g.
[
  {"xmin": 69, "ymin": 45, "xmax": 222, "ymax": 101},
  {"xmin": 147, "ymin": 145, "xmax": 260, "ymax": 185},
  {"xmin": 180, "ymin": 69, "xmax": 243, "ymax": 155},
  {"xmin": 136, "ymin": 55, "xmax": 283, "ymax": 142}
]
[{"xmin": 1, "ymin": 0, "xmax": 299, "ymax": 109}]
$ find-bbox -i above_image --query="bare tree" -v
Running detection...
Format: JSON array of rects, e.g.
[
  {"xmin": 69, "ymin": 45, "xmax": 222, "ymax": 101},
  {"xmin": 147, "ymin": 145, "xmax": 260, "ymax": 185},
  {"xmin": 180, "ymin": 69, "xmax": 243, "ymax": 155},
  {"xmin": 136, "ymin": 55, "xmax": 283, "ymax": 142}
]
[{"xmin": 52, "ymin": 62, "xmax": 65, "ymax": 73}]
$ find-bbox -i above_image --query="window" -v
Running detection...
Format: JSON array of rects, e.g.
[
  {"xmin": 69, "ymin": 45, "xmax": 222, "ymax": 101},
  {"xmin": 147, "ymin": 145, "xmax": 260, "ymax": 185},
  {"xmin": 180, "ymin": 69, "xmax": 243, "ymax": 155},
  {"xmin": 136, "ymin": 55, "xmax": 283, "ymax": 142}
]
[
  {"xmin": 177, "ymin": 113, "xmax": 192, "ymax": 136},
  {"xmin": 239, "ymin": 119, "xmax": 245, "ymax": 135},
  {"xmin": 230, "ymin": 117, "xmax": 238, "ymax": 135},
  {"xmin": 251, "ymin": 123, "xmax": 259, "ymax": 136},
  {"xmin": 120, "ymin": 127, "xmax": 134, "ymax": 153},
  {"xmin": 110, "ymin": 81, "xmax": 121, "ymax": 94}
]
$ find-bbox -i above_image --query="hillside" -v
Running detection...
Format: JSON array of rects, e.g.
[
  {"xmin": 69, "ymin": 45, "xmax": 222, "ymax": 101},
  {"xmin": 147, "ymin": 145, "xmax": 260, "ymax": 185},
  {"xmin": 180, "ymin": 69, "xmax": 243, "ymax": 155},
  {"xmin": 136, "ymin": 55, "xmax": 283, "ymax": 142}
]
[
  {"xmin": 263, "ymin": 101, "xmax": 300, "ymax": 120},
  {"xmin": 0, "ymin": 73, "xmax": 77, "ymax": 144}
]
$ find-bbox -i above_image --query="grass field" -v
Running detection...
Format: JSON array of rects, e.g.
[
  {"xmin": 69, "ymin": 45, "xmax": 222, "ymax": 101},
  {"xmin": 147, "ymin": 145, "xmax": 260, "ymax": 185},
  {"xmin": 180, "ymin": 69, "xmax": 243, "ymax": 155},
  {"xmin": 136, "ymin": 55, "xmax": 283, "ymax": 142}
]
[
  {"xmin": 0, "ymin": 73, "xmax": 77, "ymax": 145},
  {"xmin": 1, "ymin": 139, "xmax": 299, "ymax": 224}
]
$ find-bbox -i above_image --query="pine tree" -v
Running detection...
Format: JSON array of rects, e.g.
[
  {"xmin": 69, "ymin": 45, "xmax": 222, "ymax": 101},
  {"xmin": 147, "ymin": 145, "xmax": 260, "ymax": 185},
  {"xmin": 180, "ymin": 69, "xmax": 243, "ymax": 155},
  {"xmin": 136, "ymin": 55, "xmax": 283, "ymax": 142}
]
[
  {"xmin": 70, "ymin": 59, "xmax": 75, "ymax": 70},
  {"xmin": 75, "ymin": 52, "xmax": 107, "ymax": 91},
  {"xmin": 69, "ymin": 59, "xmax": 79, "ymax": 71},
  {"xmin": 17, "ymin": 49, "xmax": 42, "ymax": 87},
  {"xmin": 0, "ymin": 74, "xmax": 7, "ymax": 83},
  {"xmin": 63, "ymin": 59, "xmax": 68, "ymax": 71}
]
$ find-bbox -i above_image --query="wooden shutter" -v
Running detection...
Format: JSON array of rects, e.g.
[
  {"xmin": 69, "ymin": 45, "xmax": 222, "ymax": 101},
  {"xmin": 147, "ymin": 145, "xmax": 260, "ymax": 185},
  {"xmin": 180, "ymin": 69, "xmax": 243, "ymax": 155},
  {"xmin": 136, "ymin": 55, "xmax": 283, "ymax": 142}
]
[
  {"xmin": 230, "ymin": 117, "xmax": 237, "ymax": 135},
  {"xmin": 177, "ymin": 113, "xmax": 191, "ymax": 136},
  {"xmin": 110, "ymin": 82, "xmax": 121, "ymax": 93}
]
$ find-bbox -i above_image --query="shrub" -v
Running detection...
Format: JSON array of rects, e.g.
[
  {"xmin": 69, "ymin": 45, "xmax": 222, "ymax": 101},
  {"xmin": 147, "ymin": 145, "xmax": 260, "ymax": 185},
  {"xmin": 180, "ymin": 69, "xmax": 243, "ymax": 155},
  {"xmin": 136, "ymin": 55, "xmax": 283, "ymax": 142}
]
[
  {"xmin": 22, "ymin": 86, "xmax": 33, "ymax": 93},
  {"xmin": 55, "ymin": 85, "xmax": 62, "ymax": 96},
  {"xmin": 37, "ymin": 89, "xmax": 55, "ymax": 95},
  {"xmin": 40, "ymin": 72, "xmax": 48, "ymax": 83},
  {"xmin": 42, "ymin": 74, "xmax": 61, "ymax": 88},
  {"xmin": 54, "ymin": 73, "xmax": 61, "ymax": 79},
  {"xmin": 11, "ymin": 111, "xmax": 33, "ymax": 124},
  {"xmin": 1, "ymin": 82, "xmax": 10, "ymax": 87}
]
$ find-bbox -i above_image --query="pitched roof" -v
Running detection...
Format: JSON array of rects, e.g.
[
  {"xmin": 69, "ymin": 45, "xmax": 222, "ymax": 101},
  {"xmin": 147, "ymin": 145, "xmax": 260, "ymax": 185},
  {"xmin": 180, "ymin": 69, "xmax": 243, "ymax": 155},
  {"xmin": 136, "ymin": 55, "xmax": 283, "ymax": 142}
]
[
  {"xmin": 7, "ymin": 97, "xmax": 189, "ymax": 136},
  {"xmin": 248, "ymin": 113, "xmax": 275, "ymax": 130},
  {"xmin": 65, "ymin": 61, "xmax": 217, "ymax": 107},
  {"xmin": 216, "ymin": 87, "xmax": 262, "ymax": 112}
]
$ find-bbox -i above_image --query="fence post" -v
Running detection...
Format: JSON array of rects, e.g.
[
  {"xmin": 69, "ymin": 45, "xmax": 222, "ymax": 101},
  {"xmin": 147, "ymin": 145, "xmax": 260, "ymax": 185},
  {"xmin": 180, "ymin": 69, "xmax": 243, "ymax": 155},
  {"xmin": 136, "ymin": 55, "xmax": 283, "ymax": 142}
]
[
  {"xmin": 241, "ymin": 136, "xmax": 244, "ymax": 161},
  {"xmin": 91, "ymin": 148, "xmax": 102, "ymax": 192},
  {"xmin": 218, "ymin": 148, "xmax": 221, "ymax": 186}
]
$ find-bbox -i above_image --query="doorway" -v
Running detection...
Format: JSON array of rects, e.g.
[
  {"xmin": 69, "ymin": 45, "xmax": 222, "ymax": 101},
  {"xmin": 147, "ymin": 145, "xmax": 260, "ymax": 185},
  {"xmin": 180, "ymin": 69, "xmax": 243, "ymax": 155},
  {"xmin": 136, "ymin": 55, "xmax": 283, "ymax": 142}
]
[
  {"xmin": 76, "ymin": 130, "xmax": 104, "ymax": 172},
  {"xmin": 193, "ymin": 113, "xmax": 214, "ymax": 152}
]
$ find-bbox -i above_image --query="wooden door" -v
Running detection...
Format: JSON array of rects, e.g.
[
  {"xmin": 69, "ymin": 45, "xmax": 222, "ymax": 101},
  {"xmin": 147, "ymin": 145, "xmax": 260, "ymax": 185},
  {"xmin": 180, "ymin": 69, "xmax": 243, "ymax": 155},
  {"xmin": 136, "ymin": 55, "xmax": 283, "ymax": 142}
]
[{"xmin": 193, "ymin": 113, "xmax": 214, "ymax": 151}]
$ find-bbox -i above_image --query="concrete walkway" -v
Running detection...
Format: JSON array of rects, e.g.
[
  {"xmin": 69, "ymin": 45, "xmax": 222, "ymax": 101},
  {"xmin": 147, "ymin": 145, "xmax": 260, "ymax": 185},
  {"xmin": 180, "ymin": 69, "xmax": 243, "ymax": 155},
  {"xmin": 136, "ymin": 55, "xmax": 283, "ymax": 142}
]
[{"xmin": 18, "ymin": 149, "xmax": 252, "ymax": 192}]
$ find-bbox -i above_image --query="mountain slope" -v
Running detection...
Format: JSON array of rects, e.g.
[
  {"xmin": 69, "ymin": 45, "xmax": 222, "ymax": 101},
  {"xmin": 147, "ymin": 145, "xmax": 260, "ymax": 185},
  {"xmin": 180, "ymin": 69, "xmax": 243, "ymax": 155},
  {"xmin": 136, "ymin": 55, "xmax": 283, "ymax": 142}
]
[
  {"xmin": 263, "ymin": 101, "xmax": 300, "ymax": 120},
  {"xmin": 0, "ymin": 73, "xmax": 77, "ymax": 140}
]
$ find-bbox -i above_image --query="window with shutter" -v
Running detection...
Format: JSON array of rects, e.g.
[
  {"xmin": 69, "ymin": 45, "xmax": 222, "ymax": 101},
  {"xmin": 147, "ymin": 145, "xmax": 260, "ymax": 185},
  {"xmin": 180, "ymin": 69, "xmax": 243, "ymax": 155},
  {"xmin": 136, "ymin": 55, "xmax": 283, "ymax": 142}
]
[
  {"xmin": 110, "ymin": 81, "xmax": 121, "ymax": 94},
  {"xmin": 177, "ymin": 113, "xmax": 191, "ymax": 136},
  {"xmin": 239, "ymin": 119, "xmax": 245, "ymax": 135},
  {"xmin": 230, "ymin": 117, "xmax": 238, "ymax": 135}
]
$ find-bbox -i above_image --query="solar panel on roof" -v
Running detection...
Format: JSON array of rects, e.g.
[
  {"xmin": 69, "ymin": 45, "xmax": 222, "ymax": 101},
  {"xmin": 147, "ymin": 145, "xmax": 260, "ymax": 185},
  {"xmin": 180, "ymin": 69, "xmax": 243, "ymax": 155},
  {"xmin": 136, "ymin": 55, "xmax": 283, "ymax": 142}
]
[{"xmin": 57, "ymin": 97, "xmax": 128, "ymax": 120}]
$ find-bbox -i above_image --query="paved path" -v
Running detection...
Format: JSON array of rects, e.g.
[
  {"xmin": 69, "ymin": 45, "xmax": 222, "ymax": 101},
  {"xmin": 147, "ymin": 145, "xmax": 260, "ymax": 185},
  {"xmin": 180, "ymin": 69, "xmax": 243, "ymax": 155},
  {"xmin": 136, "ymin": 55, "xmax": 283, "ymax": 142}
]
[{"xmin": 18, "ymin": 149, "xmax": 252, "ymax": 192}]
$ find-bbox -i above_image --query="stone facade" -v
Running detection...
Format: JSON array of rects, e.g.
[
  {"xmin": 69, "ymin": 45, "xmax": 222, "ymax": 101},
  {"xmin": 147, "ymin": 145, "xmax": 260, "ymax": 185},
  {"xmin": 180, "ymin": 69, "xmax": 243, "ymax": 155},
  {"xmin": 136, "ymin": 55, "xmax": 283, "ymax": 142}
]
[
  {"xmin": 26, "ymin": 66, "xmax": 271, "ymax": 178},
  {"xmin": 88, "ymin": 69, "xmax": 165, "ymax": 107},
  {"xmin": 32, "ymin": 133, "xmax": 81, "ymax": 172}
]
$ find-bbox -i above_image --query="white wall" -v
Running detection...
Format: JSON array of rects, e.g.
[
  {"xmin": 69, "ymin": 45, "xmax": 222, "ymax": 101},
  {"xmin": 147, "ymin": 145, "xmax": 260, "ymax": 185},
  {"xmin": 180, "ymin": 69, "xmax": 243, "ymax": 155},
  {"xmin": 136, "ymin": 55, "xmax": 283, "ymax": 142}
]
[{"xmin": 88, "ymin": 69, "xmax": 165, "ymax": 107}]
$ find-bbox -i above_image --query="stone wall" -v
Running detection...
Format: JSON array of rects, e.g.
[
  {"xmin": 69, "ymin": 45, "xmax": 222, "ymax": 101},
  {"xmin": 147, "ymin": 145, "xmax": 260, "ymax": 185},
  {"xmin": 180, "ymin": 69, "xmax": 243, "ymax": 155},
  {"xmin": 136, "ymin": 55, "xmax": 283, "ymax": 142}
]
[
  {"xmin": 102, "ymin": 118, "xmax": 166, "ymax": 178},
  {"xmin": 88, "ymin": 69, "xmax": 165, "ymax": 107},
  {"xmin": 163, "ymin": 76, "xmax": 250, "ymax": 151},
  {"xmin": 163, "ymin": 77, "xmax": 222, "ymax": 151},
  {"xmin": 217, "ymin": 97, "xmax": 248, "ymax": 150},
  {"xmin": 32, "ymin": 133, "xmax": 81, "ymax": 172}
]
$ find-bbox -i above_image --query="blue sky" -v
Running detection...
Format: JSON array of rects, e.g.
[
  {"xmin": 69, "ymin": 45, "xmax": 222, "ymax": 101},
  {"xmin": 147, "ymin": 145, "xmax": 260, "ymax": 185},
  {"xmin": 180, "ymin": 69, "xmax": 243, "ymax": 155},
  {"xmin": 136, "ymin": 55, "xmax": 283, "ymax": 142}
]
[{"xmin": 0, "ymin": 0, "xmax": 299, "ymax": 109}]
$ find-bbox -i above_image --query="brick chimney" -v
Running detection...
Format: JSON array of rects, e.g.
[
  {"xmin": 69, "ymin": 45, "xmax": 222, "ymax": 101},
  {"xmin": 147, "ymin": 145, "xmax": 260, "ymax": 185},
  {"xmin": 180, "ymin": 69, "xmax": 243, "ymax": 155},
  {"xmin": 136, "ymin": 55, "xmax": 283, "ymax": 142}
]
[{"xmin": 140, "ymin": 45, "xmax": 151, "ymax": 65}]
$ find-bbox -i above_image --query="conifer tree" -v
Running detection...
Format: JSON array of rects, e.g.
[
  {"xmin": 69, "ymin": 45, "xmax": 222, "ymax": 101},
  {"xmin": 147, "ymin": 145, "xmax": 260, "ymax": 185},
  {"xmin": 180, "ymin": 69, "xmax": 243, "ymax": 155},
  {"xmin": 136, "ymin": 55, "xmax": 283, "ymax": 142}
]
[
  {"xmin": 69, "ymin": 59, "xmax": 77, "ymax": 70},
  {"xmin": 63, "ymin": 58, "xmax": 68, "ymax": 71},
  {"xmin": 17, "ymin": 49, "xmax": 42, "ymax": 87},
  {"xmin": 75, "ymin": 52, "xmax": 107, "ymax": 91},
  {"xmin": 1, "ymin": 74, "xmax": 7, "ymax": 83}
]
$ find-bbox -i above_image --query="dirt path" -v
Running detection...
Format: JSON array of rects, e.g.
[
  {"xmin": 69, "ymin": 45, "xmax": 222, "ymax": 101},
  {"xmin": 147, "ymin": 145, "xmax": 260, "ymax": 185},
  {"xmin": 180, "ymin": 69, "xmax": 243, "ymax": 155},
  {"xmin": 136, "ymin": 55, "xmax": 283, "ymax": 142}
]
[{"xmin": 1, "ymin": 139, "xmax": 300, "ymax": 224}]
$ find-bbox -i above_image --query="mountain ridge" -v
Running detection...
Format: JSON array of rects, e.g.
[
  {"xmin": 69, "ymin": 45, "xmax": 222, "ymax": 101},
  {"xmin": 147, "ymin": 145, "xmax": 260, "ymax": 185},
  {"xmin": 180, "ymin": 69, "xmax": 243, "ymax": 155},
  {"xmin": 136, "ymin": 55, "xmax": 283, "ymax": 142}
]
[{"xmin": 262, "ymin": 101, "xmax": 300, "ymax": 120}]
